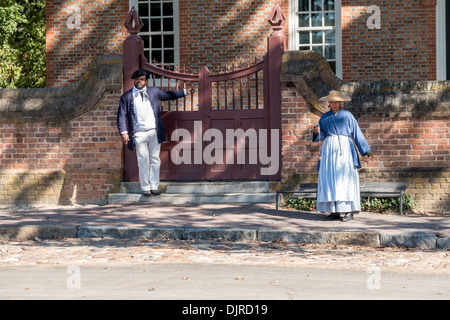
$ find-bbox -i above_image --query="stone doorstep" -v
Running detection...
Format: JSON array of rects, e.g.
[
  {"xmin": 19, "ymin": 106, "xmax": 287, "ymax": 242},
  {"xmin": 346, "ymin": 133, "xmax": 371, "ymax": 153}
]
[
  {"xmin": 0, "ymin": 225, "xmax": 448, "ymax": 249},
  {"xmin": 109, "ymin": 181, "xmax": 281, "ymax": 204},
  {"xmin": 108, "ymin": 192, "xmax": 277, "ymax": 204},
  {"xmin": 119, "ymin": 181, "xmax": 281, "ymax": 194}
]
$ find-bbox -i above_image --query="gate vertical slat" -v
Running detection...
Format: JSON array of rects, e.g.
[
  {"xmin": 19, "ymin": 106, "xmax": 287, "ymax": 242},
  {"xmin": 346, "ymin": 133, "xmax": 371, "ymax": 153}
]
[
  {"xmin": 232, "ymin": 79, "xmax": 236, "ymax": 110},
  {"xmin": 224, "ymin": 81, "xmax": 228, "ymax": 110},
  {"xmin": 239, "ymin": 78, "xmax": 243, "ymax": 109},
  {"xmin": 216, "ymin": 82, "xmax": 220, "ymax": 110},
  {"xmin": 255, "ymin": 72, "xmax": 259, "ymax": 110}
]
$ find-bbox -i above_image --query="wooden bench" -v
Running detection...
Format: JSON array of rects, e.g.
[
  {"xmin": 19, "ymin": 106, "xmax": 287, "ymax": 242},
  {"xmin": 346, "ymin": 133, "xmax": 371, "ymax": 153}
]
[{"xmin": 276, "ymin": 182, "xmax": 410, "ymax": 214}]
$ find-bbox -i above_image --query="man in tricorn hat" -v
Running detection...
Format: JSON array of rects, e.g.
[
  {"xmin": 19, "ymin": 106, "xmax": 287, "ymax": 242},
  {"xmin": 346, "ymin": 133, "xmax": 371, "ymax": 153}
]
[
  {"xmin": 117, "ymin": 69, "xmax": 186, "ymax": 197},
  {"xmin": 312, "ymin": 90, "xmax": 373, "ymax": 222}
]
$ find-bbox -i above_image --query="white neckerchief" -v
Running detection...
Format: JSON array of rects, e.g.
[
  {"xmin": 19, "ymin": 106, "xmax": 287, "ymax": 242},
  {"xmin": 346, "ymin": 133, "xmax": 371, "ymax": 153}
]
[
  {"xmin": 132, "ymin": 86, "xmax": 156, "ymax": 132},
  {"xmin": 133, "ymin": 86, "xmax": 147, "ymax": 99}
]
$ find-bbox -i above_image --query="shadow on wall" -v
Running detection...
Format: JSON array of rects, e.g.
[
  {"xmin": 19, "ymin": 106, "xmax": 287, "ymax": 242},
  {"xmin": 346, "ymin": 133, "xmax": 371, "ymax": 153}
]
[
  {"xmin": 0, "ymin": 170, "xmax": 65, "ymax": 207},
  {"xmin": 0, "ymin": 55, "xmax": 123, "ymax": 207},
  {"xmin": 46, "ymin": 0, "xmax": 127, "ymax": 88}
]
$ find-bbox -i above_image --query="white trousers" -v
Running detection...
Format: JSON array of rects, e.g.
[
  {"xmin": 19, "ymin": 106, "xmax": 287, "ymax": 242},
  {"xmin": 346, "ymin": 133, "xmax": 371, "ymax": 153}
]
[{"xmin": 134, "ymin": 129, "xmax": 161, "ymax": 191}]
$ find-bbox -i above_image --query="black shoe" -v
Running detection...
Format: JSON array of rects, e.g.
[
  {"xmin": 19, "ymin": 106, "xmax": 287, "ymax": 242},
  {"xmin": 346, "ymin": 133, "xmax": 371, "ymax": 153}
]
[
  {"xmin": 340, "ymin": 212, "xmax": 354, "ymax": 222},
  {"xmin": 324, "ymin": 213, "xmax": 340, "ymax": 220},
  {"xmin": 151, "ymin": 189, "xmax": 161, "ymax": 196},
  {"xmin": 142, "ymin": 191, "xmax": 152, "ymax": 197}
]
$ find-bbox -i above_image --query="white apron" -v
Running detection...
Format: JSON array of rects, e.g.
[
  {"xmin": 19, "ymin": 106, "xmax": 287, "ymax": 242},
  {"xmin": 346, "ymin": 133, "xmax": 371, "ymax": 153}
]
[{"xmin": 316, "ymin": 135, "xmax": 361, "ymax": 213}]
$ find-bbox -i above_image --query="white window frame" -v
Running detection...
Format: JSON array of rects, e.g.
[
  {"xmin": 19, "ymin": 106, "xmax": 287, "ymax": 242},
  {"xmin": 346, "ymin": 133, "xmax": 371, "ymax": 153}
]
[
  {"xmin": 289, "ymin": 0, "xmax": 342, "ymax": 78},
  {"xmin": 129, "ymin": 0, "xmax": 180, "ymax": 69},
  {"xmin": 436, "ymin": 0, "xmax": 447, "ymax": 81}
]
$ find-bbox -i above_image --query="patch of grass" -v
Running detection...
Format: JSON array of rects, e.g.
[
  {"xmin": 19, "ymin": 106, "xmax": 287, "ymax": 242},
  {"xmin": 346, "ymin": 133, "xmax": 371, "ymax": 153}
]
[{"xmin": 285, "ymin": 195, "xmax": 416, "ymax": 213}]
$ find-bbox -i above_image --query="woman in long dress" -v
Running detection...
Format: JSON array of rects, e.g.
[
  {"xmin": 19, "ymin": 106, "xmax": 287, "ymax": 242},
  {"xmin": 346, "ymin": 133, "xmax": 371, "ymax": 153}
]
[{"xmin": 313, "ymin": 91, "xmax": 373, "ymax": 222}]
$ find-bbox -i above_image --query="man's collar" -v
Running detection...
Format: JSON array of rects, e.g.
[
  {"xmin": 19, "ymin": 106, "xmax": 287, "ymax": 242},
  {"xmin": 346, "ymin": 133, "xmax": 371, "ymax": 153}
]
[{"xmin": 132, "ymin": 86, "xmax": 147, "ymax": 93}]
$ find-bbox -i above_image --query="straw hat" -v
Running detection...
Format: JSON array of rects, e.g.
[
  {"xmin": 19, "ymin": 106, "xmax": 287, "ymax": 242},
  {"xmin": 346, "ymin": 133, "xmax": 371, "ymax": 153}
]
[{"xmin": 318, "ymin": 90, "xmax": 351, "ymax": 102}]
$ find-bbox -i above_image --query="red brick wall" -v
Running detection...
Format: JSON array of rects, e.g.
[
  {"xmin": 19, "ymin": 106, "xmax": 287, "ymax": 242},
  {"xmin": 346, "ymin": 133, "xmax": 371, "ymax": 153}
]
[
  {"xmin": 45, "ymin": 1, "xmax": 438, "ymax": 85},
  {"xmin": 0, "ymin": 98, "xmax": 123, "ymax": 205},
  {"xmin": 45, "ymin": 0, "xmax": 128, "ymax": 87},
  {"xmin": 341, "ymin": 0, "xmax": 437, "ymax": 82},
  {"xmin": 178, "ymin": 0, "xmax": 290, "ymax": 69},
  {"xmin": 0, "ymin": 57, "xmax": 123, "ymax": 205}
]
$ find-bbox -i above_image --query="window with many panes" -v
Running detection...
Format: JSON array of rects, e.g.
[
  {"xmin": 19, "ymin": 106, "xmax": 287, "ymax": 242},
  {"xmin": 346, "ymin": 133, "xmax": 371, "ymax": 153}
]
[
  {"xmin": 291, "ymin": 0, "xmax": 340, "ymax": 76},
  {"xmin": 134, "ymin": 0, "xmax": 179, "ymax": 70}
]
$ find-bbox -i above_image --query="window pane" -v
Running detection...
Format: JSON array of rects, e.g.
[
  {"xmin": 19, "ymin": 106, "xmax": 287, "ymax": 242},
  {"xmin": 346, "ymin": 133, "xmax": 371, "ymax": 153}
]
[
  {"xmin": 325, "ymin": 45, "xmax": 335, "ymax": 59},
  {"xmin": 151, "ymin": 18, "xmax": 161, "ymax": 31},
  {"xmin": 298, "ymin": 0, "xmax": 309, "ymax": 12},
  {"xmin": 152, "ymin": 50, "xmax": 162, "ymax": 62},
  {"xmin": 312, "ymin": 0, "xmax": 323, "ymax": 11},
  {"xmin": 325, "ymin": 30, "xmax": 335, "ymax": 43},
  {"xmin": 152, "ymin": 35, "xmax": 162, "ymax": 48},
  {"xmin": 312, "ymin": 46, "xmax": 323, "ymax": 56},
  {"xmin": 142, "ymin": 35, "xmax": 150, "ymax": 48},
  {"xmin": 312, "ymin": 30, "xmax": 323, "ymax": 44},
  {"xmin": 164, "ymin": 50, "xmax": 174, "ymax": 63},
  {"xmin": 164, "ymin": 34, "xmax": 174, "ymax": 48},
  {"xmin": 298, "ymin": 14, "xmax": 309, "ymax": 27},
  {"xmin": 163, "ymin": 2, "xmax": 173, "ymax": 16},
  {"xmin": 324, "ymin": 13, "xmax": 335, "ymax": 26},
  {"xmin": 138, "ymin": 3, "xmax": 149, "ymax": 16},
  {"xmin": 163, "ymin": 18, "xmax": 173, "ymax": 31},
  {"xmin": 299, "ymin": 31, "xmax": 310, "ymax": 44},
  {"xmin": 150, "ymin": 3, "xmax": 161, "ymax": 16},
  {"xmin": 311, "ymin": 13, "xmax": 322, "ymax": 27},
  {"xmin": 324, "ymin": 0, "xmax": 335, "ymax": 11},
  {"xmin": 299, "ymin": 46, "xmax": 310, "ymax": 51},
  {"xmin": 141, "ymin": 19, "xmax": 149, "ymax": 32}
]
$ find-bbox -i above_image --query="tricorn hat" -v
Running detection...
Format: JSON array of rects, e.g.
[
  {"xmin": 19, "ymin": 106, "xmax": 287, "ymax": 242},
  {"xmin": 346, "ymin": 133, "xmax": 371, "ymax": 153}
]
[
  {"xmin": 131, "ymin": 69, "xmax": 151, "ymax": 80},
  {"xmin": 319, "ymin": 90, "xmax": 351, "ymax": 102}
]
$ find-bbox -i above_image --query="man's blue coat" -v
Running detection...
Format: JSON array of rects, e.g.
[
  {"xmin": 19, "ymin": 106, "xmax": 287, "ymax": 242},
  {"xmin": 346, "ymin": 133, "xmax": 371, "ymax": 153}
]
[{"xmin": 117, "ymin": 87, "xmax": 185, "ymax": 151}]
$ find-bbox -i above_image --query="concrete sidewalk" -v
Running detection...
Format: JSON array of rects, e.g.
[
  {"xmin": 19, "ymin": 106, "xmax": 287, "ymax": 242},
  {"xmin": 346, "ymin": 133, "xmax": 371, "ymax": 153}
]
[{"xmin": 0, "ymin": 202, "xmax": 448, "ymax": 249}]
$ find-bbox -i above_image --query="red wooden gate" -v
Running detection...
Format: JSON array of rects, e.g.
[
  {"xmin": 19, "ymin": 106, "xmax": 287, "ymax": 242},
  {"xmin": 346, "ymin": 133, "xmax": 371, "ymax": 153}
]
[{"xmin": 122, "ymin": 3, "xmax": 286, "ymax": 182}]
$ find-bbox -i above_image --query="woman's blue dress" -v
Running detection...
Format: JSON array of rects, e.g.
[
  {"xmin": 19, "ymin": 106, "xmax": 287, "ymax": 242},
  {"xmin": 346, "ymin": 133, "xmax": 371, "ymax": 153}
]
[{"xmin": 313, "ymin": 109, "xmax": 371, "ymax": 213}]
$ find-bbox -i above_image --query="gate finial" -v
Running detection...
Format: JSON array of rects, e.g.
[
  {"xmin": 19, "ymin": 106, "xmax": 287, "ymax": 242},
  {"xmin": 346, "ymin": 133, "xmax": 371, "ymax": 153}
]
[
  {"xmin": 124, "ymin": 6, "xmax": 144, "ymax": 39},
  {"xmin": 268, "ymin": 2, "xmax": 286, "ymax": 33}
]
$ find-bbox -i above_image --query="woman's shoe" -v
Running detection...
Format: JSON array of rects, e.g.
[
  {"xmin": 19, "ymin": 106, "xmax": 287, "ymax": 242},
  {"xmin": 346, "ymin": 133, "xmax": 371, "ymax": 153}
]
[
  {"xmin": 340, "ymin": 212, "xmax": 354, "ymax": 222},
  {"xmin": 324, "ymin": 213, "xmax": 340, "ymax": 220}
]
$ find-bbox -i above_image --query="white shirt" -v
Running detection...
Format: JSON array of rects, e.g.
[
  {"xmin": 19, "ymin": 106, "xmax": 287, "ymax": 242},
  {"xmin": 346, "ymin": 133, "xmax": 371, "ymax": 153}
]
[
  {"xmin": 133, "ymin": 86, "xmax": 156, "ymax": 133},
  {"xmin": 120, "ymin": 86, "xmax": 156, "ymax": 134}
]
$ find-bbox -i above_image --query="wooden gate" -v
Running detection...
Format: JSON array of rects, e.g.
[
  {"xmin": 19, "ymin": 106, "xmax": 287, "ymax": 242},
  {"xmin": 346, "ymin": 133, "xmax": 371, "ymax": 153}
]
[{"xmin": 122, "ymin": 3, "xmax": 286, "ymax": 182}]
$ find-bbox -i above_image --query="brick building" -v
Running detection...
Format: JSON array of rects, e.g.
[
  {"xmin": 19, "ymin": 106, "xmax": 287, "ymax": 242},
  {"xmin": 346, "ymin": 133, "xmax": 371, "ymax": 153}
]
[
  {"xmin": 45, "ymin": 0, "xmax": 449, "ymax": 88},
  {"xmin": 0, "ymin": 0, "xmax": 448, "ymax": 211}
]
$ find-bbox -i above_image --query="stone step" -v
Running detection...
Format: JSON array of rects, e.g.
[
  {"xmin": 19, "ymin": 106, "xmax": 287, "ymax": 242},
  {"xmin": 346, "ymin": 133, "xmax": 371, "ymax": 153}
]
[
  {"xmin": 108, "ymin": 181, "xmax": 280, "ymax": 204},
  {"xmin": 120, "ymin": 181, "xmax": 280, "ymax": 194},
  {"xmin": 108, "ymin": 192, "xmax": 276, "ymax": 204}
]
